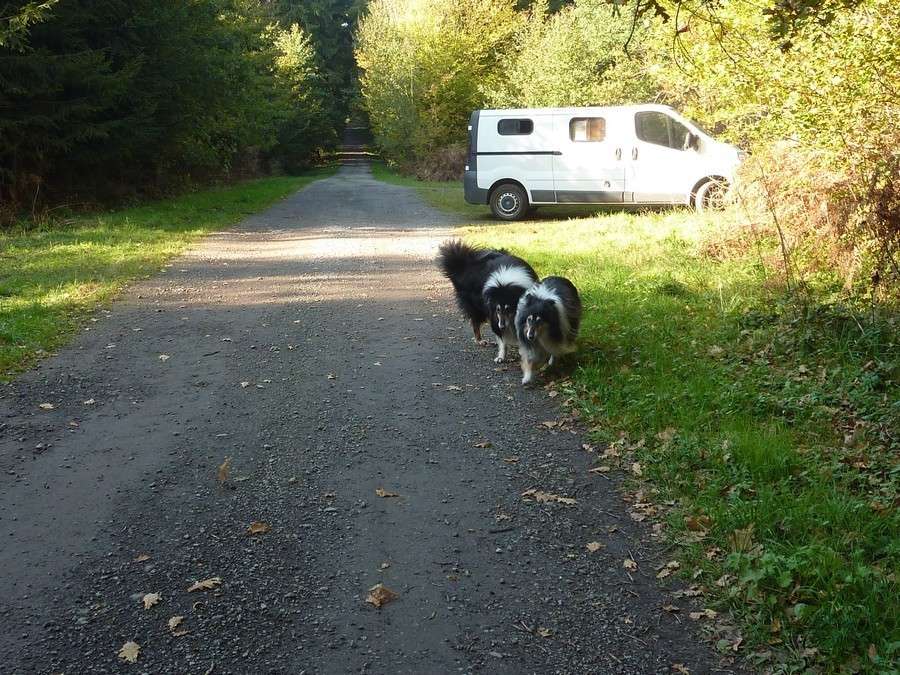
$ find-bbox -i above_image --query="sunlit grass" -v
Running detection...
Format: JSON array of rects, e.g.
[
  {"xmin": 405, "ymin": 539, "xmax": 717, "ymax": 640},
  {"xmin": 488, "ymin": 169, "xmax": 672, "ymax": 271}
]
[
  {"xmin": 0, "ymin": 170, "xmax": 335, "ymax": 377},
  {"xmin": 373, "ymin": 166, "xmax": 900, "ymax": 672}
]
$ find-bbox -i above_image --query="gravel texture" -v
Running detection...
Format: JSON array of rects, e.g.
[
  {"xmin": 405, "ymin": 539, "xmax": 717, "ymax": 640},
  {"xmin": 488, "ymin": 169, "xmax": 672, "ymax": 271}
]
[{"xmin": 0, "ymin": 159, "xmax": 740, "ymax": 674}]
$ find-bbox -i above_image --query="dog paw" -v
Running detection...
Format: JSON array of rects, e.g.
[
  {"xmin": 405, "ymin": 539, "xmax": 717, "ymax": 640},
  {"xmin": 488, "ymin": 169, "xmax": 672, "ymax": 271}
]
[{"xmin": 521, "ymin": 375, "xmax": 535, "ymax": 386}]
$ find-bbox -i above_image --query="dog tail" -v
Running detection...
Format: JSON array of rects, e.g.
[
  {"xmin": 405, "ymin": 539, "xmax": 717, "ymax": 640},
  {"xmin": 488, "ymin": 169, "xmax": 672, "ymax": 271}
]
[{"xmin": 437, "ymin": 239, "xmax": 487, "ymax": 281}]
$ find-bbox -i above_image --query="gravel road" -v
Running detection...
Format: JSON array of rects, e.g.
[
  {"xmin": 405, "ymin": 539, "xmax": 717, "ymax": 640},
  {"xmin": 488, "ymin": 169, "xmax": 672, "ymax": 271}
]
[{"xmin": 0, "ymin": 160, "xmax": 739, "ymax": 674}]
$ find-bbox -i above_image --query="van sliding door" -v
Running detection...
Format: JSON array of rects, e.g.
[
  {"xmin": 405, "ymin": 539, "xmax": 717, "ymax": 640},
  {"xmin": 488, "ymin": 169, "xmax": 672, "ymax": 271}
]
[{"xmin": 552, "ymin": 113, "xmax": 625, "ymax": 203}]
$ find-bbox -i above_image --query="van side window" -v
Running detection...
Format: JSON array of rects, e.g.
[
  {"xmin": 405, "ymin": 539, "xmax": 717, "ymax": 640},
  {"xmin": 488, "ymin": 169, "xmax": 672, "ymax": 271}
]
[
  {"xmin": 635, "ymin": 111, "xmax": 690, "ymax": 150},
  {"xmin": 497, "ymin": 119, "xmax": 533, "ymax": 135},
  {"xmin": 569, "ymin": 117, "xmax": 605, "ymax": 142}
]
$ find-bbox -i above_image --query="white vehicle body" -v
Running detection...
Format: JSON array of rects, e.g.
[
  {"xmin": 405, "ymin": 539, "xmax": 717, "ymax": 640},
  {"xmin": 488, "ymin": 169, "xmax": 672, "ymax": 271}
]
[{"xmin": 463, "ymin": 104, "xmax": 743, "ymax": 219}]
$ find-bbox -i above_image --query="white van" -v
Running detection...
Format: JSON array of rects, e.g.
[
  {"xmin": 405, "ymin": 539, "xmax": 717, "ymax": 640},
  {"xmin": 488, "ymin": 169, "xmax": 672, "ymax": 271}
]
[{"xmin": 464, "ymin": 104, "xmax": 744, "ymax": 220}]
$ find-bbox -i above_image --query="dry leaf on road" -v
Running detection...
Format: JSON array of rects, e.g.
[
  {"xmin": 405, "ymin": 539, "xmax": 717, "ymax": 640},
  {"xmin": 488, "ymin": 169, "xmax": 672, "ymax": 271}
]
[
  {"xmin": 586, "ymin": 541, "xmax": 604, "ymax": 553},
  {"xmin": 187, "ymin": 577, "xmax": 222, "ymax": 592},
  {"xmin": 247, "ymin": 521, "xmax": 271, "ymax": 535},
  {"xmin": 142, "ymin": 592, "xmax": 161, "ymax": 609},
  {"xmin": 39, "ymin": 403, "xmax": 55, "ymax": 410},
  {"xmin": 159, "ymin": 354, "xmax": 170, "ymax": 361},
  {"xmin": 656, "ymin": 561, "xmax": 681, "ymax": 579},
  {"xmin": 240, "ymin": 381, "xmax": 250, "ymax": 388},
  {"xmin": 589, "ymin": 466, "xmax": 611, "ymax": 474},
  {"xmin": 623, "ymin": 558, "xmax": 638, "ymax": 572},
  {"xmin": 672, "ymin": 664, "xmax": 691, "ymax": 674},
  {"xmin": 83, "ymin": 398, "xmax": 96, "ymax": 405},
  {"xmin": 168, "ymin": 616, "xmax": 184, "ymax": 632},
  {"xmin": 132, "ymin": 553, "xmax": 151, "ymax": 563},
  {"xmin": 689, "ymin": 608, "xmax": 718, "ymax": 620},
  {"xmin": 537, "ymin": 627, "xmax": 552, "ymax": 638},
  {"xmin": 521, "ymin": 489, "xmax": 576, "ymax": 506},
  {"xmin": 217, "ymin": 457, "xmax": 231, "ymax": 484},
  {"xmin": 375, "ymin": 488, "xmax": 400, "ymax": 498},
  {"xmin": 445, "ymin": 385, "xmax": 462, "ymax": 392},
  {"xmin": 365, "ymin": 583, "xmax": 398, "ymax": 608},
  {"xmin": 118, "ymin": 641, "xmax": 140, "ymax": 663},
  {"xmin": 473, "ymin": 440, "xmax": 492, "ymax": 448}
]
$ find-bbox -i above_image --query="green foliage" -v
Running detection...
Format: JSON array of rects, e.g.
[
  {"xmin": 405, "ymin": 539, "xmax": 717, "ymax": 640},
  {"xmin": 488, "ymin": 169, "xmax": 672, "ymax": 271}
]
[
  {"xmin": 0, "ymin": 0, "xmax": 335, "ymax": 215},
  {"xmin": 0, "ymin": 0, "xmax": 56, "ymax": 50},
  {"xmin": 356, "ymin": 0, "xmax": 521, "ymax": 162},
  {"xmin": 271, "ymin": 0, "xmax": 362, "ymax": 128}
]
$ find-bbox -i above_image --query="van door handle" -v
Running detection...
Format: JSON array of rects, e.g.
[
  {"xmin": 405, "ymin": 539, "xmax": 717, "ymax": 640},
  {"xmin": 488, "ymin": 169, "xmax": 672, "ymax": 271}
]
[
  {"xmin": 615, "ymin": 148, "xmax": 622, "ymax": 160},
  {"xmin": 632, "ymin": 147, "xmax": 638, "ymax": 160}
]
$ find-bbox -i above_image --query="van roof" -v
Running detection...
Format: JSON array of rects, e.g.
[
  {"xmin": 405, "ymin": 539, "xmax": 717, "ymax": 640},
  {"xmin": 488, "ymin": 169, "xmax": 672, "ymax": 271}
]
[{"xmin": 478, "ymin": 104, "xmax": 676, "ymax": 116}]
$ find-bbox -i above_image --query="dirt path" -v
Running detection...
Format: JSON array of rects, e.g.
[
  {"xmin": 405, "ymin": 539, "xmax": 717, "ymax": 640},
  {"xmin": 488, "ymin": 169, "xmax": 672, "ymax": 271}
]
[{"xmin": 0, "ymin": 161, "xmax": 734, "ymax": 674}]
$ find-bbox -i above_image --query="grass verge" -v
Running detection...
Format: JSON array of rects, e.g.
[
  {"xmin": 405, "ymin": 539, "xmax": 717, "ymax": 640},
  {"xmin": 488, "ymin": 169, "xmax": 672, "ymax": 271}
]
[
  {"xmin": 372, "ymin": 166, "xmax": 899, "ymax": 673},
  {"xmin": 0, "ymin": 169, "xmax": 335, "ymax": 378}
]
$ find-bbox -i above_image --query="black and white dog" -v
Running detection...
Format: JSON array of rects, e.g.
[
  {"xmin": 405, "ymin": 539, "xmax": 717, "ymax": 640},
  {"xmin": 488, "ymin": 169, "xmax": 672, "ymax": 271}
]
[
  {"xmin": 437, "ymin": 240, "xmax": 537, "ymax": 361},
  {"xmin": 515, "ymin": 276, "xmax": 582, "ymax": 385}
]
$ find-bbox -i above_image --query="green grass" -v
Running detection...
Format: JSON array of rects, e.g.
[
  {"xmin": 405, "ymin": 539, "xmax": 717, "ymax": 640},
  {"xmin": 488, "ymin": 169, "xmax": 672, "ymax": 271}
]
[
  {"xmin": 0, "ymin": 169, "xmax": 335, "ymax": 377},
  {"xmin": 372, "ymin": 166, "xmax": 899, "ymax": 672}
]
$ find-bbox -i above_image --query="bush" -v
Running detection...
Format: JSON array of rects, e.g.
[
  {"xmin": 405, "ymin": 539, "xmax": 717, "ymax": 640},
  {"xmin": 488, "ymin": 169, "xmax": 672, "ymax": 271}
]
[{"xmin": 410, "ymin": 144, "xmax": 467, "ymax": 182}]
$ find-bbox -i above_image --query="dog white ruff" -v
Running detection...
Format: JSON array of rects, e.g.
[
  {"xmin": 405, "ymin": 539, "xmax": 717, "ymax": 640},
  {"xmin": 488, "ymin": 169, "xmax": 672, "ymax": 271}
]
[{"xmin": 484, "ymin": 265, "xmax": 534, "ymax": 291}]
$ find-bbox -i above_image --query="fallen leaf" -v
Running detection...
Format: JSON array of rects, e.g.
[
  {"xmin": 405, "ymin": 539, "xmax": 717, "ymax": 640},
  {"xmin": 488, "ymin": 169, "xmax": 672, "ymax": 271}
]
[
  {"xmin": 240, "ymin": 381, "xmax": 250, "ymax": 388},
  {"xmin": 685, "ymin": 515, "xmax": 712, "ymax": 531},
  {"xmin": 521, "ymin": 489, "xmax": 576, "ymax": 506},
  {"xmin": 133, "ymin": 553, "xmax": 151, "ymax": 563},
  {"xmin": 142, "ymin": 592, "xmax": 161, "ymax": 609},
  {"xmin": 118, "ymin": 641, "xmax": 140, "ymax": 663},
  {"xmin": 623, "ymin": 558, "xmax": 638, "ymax": 572},
  {"xmin": 868, "ymin": 644, "xmax": 877, "ymax": 662},
  {"xmin": 707, "ymin": 344, "xmax": 724, "ymax": 358},
  {"xmin": 39, "ymin": 403, "xmax": 55, "ymax": 410},
  {"xmin": 537, "ymin": 627, "xmax": 552, "ymax": 638},
  {"xmin": 540, "ymin": 420, "xmax": 558, "ymax": 429},
  {"xmin": 365, "ymin": 583, "xmax": 398, "ymax": 608},
  {"xmin": 663, "ymin": 604, "xmax": 680, "ymax": 613},
  {"xmin": 728, "ymin": 524, "xmax": 755, "ymax": 553},
  {"xmin": 168, "ymin": 616, "xmax": 184, "ymax": 632},
  {"xmin": 586, "ymin": 541, "xmax": 604, "ymax": 553},
  {"xmin": 375, "ymin": 488, "xmax": 400, "ymax": 498},
  {"xmin": 589, "ymin": 466, "xmax": 611, "ymax": 474},
  {"xmin": 689, "ymin": 608, "xmax": 718, "ymax": 620},
  {"xmin": 446, "ymin": 385, "xmax": 462, "ymax": 392},
  {"xmin": 631, "ymin": 462, "xmax": 643, "ymax": 476},
  {"xmin": 379, "ymin": 561, "xmax": 391, "ymax": 570},
  {"xmin": 247, "ymin": 521, "xmax": 271, "ymax": 536},
  {"xmin": 187, "ymin": 577, "xmax": 222, "ymax": 592},
  {"xmin": 326, "ymin": 373, "xmax": 336, "ymax": 380},
  {"xmin": 217, "ymin": 457, "xmax": 231, "ymax": 484},
  {"xmin": 502, "ymin": 456, "xmax": 519, "ymax": 464},
  {"xmin": 159, "ymin": 354, "xmax": 170, "ymax": 361},
  {"xmin": 672, "ymin": 664, "xmax": 691, "ymax": 674},
  {"xmin": 473, "ymin": 440, "xmax": 492, "ymax": 448},
  {"xmin": 656, "ymin": 561, "xmax": 681, "ymax": 579},
  {"xmin": 83, "ymin": 398, "xmax": 96, "ymax": 405}
]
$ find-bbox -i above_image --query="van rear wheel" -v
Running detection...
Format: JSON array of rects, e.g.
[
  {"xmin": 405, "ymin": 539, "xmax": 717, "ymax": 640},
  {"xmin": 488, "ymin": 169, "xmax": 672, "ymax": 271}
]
[{"xmin": 490, "ymin": 183, "xmax": 528, "ymax": 221}]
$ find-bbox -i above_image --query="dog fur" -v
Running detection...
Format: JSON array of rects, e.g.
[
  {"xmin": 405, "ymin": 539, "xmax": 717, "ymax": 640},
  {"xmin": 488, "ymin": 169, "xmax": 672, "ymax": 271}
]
[
  {"xmin": 515, "ymin": 276, "xmax": 582, "ymax": 385},
  {"xmin": 437, "ymin": 240, "xmax": 537, "ymax": 358}
]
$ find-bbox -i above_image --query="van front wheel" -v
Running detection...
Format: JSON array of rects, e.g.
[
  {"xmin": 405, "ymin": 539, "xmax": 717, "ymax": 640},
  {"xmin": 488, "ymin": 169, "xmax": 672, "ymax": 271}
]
[
  {"xmin": 490, "ymin": 183, "xmax": 528, "ymax": 221},
  {"xmin": 694, "ymin": 179, "xmax": 729, "ymax": 212}
]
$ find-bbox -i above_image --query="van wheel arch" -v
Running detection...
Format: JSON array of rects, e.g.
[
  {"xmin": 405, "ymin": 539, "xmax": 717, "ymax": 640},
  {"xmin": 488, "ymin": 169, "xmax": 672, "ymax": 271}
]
[{"xmin": 691, "ymin": 176, "xmax": 730, "ymax": 211}]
